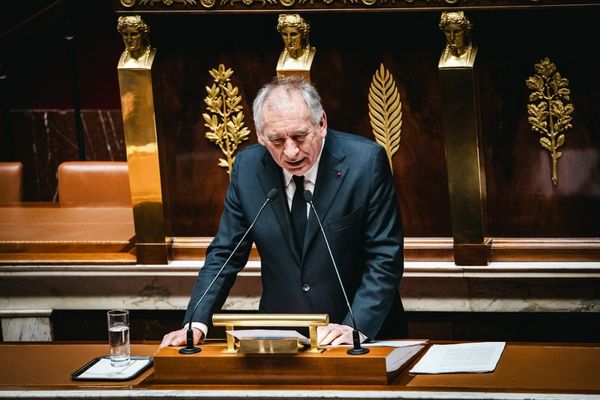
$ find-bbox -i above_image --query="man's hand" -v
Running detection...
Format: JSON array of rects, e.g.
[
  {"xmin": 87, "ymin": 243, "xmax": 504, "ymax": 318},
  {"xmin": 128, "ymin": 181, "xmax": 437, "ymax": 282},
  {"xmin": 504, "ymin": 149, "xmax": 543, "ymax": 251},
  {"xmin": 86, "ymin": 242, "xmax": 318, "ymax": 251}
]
[
  {"xmin": 317, "ymin": 323, "xmax": 366, "ymax": 346},
  {"xmin": 158, "ymin": 327, "xmax": 204, "ymax": 350}
]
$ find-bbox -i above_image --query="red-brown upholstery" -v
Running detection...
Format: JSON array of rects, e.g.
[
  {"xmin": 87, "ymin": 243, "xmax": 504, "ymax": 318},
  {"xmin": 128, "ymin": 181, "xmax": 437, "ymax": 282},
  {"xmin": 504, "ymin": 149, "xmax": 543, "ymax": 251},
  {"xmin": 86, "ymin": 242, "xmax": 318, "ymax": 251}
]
[
  {"xmin": 58, "ymin": 161, "xmax": 132, "ymax": 206},
  {"xmin": 0, "ymin": 162, "xmax": 23, "ymax": 203}
]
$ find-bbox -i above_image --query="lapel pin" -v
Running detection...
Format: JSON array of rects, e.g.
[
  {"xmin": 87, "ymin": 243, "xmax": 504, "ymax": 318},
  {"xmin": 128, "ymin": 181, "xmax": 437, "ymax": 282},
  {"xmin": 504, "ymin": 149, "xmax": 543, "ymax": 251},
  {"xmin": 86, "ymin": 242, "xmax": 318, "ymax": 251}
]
[{"xmin": 336, "ymin": 171, "xmax": 342, "ymax": 177}]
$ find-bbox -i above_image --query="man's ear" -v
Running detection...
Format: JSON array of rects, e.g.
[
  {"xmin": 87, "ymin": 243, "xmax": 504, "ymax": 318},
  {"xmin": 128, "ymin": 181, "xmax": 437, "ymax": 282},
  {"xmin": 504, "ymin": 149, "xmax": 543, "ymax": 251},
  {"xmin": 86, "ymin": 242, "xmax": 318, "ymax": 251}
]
[
  {"xmin": 257, "ymin": 134, "xmax": 266, "ymax": 146},
  {"xmin": 318, "ymin": 112, "xmax": 328, "ymax": 137}
]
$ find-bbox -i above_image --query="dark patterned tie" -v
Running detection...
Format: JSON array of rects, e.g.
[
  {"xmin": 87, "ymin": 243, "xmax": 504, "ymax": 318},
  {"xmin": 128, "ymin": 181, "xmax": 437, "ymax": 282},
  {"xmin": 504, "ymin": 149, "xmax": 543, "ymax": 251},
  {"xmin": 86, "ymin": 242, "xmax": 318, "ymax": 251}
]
[{"xmin": 291, "ymin": 175, "xmax": 306, "ymax": 254}]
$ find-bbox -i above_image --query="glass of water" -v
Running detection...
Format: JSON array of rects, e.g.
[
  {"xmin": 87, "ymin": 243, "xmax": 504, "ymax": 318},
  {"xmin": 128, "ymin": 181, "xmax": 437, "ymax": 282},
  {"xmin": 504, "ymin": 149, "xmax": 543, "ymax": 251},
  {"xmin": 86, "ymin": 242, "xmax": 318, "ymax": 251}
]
[{"xmin": 107, "ymin": 309, "xmax": 130, "ymax": 367}]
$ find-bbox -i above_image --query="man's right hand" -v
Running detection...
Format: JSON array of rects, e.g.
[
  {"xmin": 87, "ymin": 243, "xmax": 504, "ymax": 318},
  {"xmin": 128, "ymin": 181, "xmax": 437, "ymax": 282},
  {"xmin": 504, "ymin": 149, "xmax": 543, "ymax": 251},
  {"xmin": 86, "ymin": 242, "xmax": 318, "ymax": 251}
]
[{"xmin": 158, "ymin": 327, "xmax": 204, "ymax": 350}]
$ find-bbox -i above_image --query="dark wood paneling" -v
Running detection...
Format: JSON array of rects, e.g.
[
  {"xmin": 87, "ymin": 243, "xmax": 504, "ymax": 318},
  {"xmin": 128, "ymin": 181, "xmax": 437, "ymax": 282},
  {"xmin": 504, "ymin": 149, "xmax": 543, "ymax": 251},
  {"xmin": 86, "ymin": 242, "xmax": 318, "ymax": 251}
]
[
  {"xmin": 51, "ymin": 309, "xmax": 600, "ymax": 343},
  {"xmin": 479, "ymin": 9, "xmax": 600, "ymax": 237},
  {"xmin": 4, "ymin": 6, "xmax": 599, "ymax": 248},
  {"xmin": 490, "ymin": 238, "xmax": 600, "ymax": 262},
  {"xmin": 170, "ymin": 236, "xmax": 454, "ymax": 261},
  {"xmin": 151, "ymin": 13, "xmax": 451, "ymax": 237}
]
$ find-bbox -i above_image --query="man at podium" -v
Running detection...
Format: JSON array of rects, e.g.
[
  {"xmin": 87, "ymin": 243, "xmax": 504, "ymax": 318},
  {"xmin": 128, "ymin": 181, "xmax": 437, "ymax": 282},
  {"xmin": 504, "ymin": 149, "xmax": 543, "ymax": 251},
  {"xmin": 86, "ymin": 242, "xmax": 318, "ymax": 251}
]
[{"xmin": 160, "ymin": 76, "xmax": 405, "ymax": 349}]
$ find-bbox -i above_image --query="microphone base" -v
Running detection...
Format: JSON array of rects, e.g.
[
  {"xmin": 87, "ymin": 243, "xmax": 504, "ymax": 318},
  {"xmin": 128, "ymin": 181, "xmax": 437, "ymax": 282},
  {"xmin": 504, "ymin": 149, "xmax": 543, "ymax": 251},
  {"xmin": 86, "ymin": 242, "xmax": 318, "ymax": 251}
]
[
  {"xmin": 347, "ymin": 346, "xmax": 369, "ymax": 355},
  {"xmin": 347, "ymin": 329, "xmax": 369, "ymax": 355},
  {"xmin": 178, "ymin": 346, "xmax": 202, "ymax": 354}
]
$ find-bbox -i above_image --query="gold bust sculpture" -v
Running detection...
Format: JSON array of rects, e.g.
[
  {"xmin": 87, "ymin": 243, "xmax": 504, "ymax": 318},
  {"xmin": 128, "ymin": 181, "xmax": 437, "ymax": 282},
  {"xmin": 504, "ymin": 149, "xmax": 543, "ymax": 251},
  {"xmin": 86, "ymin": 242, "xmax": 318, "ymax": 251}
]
[
  {"xmin": 117, "ymin": 15, "xmax": 155, "ymax": 68},
  {"xmin": 438, "ymin": 11, "xmax": 476, "ymax": 67},
  {"xmin": 276, "ymin": 14, "xmax": 316, "ymax": 81}
]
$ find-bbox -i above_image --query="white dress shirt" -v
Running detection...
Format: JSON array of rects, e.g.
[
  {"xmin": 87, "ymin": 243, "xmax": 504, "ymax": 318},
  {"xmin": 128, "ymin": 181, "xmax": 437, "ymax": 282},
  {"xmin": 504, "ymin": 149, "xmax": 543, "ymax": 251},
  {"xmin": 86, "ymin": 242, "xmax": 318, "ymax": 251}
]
[{"xmin": 281, "ymin": 141, "xmax": 323, "ymax": 212}]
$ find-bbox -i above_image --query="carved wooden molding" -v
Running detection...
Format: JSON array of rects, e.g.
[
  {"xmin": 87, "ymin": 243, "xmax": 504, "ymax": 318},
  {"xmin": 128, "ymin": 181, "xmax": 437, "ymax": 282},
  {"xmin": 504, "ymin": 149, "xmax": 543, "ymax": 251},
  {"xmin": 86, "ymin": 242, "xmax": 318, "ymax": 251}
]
[
  {"xmin": 169, "ymin": 236, "xmax": 600, "ymax": 263},
  {"xmin": 116, "ymin": 0, "xmax": 600, "ymax": 13}
]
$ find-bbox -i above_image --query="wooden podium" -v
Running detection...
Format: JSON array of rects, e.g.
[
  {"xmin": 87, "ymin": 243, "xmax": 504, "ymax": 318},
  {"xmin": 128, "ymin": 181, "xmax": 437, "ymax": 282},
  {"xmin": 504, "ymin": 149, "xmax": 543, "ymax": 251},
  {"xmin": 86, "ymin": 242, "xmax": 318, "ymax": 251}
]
[{"xmin": 153, "ymin": 342, "xmax": 424, "ymax": 385}]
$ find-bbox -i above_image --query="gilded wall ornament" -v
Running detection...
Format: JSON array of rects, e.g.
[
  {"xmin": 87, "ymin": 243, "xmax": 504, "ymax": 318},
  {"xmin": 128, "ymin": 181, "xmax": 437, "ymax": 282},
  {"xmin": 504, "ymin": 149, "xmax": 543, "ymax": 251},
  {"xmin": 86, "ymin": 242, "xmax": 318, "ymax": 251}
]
[
  {"xmin": 124, "ymin": 0, "xmax": 576, "ymax": 10},
  {"xmin": 203, "ymin": 64, "xmax": 251, "ymax": 178},
  {"xmin": 526, "ymin": 57, "xmax": 574, "ymax": 186},
  {"xmin": 368, "ymin": 63, "xmax": 403, "ymax": 174},
  {"xmin": 138, "ymin": 0, "xmax": 197, "ymax": 5}
]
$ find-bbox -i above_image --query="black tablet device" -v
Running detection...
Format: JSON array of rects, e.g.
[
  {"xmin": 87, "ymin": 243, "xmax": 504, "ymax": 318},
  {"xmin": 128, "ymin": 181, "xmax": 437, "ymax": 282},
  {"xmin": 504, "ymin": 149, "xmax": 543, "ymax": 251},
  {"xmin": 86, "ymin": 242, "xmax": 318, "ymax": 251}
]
[{"xmin": 71, "ymin": 356, "xmax": 152, "ymax": 381}]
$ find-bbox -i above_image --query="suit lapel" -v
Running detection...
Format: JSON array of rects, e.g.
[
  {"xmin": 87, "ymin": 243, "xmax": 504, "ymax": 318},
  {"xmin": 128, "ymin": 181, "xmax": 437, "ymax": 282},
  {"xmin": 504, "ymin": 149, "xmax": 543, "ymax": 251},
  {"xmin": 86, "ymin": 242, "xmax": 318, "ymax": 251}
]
[
  {"xmin": 257, "ymin": 151, "xmax": 302, "ymax": 264},
  {"xmin": 303, "ymin": 133, "xmax": 348, "ymax": 257}
]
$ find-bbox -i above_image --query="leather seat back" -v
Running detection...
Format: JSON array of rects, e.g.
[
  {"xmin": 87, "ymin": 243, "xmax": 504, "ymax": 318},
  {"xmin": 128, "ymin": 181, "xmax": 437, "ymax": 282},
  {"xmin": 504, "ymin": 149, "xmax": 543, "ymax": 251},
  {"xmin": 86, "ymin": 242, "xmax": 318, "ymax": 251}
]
[
  {"xmin": 58, "ymin": 161, "xmax": 132, "ymax": 206},
  {"xmin": 0, "ymin": 162, "xmax": 23, "ymax": 203}
]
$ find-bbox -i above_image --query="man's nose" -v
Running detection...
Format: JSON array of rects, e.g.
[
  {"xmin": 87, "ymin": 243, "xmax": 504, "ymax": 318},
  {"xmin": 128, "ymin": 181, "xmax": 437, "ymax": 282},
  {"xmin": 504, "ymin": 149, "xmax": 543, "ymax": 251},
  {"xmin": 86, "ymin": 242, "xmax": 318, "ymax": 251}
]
[{"xmin": 283, "ymin": 139, "xmax": 299, "ymax": 158}]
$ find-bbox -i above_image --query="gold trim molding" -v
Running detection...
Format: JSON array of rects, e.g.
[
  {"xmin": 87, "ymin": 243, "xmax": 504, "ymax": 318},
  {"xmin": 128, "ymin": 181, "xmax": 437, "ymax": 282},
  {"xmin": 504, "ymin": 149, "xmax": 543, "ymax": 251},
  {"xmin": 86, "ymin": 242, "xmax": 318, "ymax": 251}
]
[
  {"xmin": 118, "ymin": 0, "xmax": 589, "ymax": 11},
  {"xmin": 125, "ymin": 0, "xmax": 467, "ymax": 8}
]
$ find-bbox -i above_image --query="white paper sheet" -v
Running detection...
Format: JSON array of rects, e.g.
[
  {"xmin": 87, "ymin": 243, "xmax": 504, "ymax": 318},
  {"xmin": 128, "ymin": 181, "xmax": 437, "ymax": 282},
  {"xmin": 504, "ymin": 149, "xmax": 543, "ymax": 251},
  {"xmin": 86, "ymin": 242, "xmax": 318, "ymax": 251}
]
[{"xmin": 409, "ymin": 341, "xmax": 506, "ymax": 374}]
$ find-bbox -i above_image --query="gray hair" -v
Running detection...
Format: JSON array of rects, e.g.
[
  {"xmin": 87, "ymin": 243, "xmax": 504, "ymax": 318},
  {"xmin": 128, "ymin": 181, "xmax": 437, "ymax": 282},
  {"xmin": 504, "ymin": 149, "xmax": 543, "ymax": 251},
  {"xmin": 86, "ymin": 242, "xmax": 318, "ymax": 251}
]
[{"xmin": 252, "ymin": 76, "xmax": 324, "ymax": 135}]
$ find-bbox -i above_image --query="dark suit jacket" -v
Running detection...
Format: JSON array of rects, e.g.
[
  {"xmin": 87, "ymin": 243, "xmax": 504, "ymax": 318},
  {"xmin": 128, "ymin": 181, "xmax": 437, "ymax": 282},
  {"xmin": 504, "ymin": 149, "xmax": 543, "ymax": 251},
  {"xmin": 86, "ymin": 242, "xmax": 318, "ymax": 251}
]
[{"xmin": 184, "ymin": 129, "xmax": 405, "ymax": 340}]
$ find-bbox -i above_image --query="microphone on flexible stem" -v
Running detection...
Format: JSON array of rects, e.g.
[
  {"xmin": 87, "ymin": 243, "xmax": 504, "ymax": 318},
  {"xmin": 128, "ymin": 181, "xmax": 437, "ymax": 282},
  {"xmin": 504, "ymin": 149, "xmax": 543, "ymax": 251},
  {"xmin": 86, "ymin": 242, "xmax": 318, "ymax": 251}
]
[
  {"xmin": 179, "ymin": 188, "xmax": 280, "ymax": 354},
  {"xmin": 303, "ymin": 190, "xmax": 369, "ymax": 356}
]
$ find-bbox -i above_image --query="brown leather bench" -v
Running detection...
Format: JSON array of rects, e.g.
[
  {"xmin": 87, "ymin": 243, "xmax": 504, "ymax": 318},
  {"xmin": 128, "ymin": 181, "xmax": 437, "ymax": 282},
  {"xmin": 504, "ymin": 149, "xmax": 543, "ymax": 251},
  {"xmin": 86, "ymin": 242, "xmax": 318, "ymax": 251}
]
[
  {"xmin": 57, "ymin": 161, "xmax": 132, "ymax": 206},
  {"xmin": 0, "ymin": 162, "xmax": 23, "ymax": 203}
]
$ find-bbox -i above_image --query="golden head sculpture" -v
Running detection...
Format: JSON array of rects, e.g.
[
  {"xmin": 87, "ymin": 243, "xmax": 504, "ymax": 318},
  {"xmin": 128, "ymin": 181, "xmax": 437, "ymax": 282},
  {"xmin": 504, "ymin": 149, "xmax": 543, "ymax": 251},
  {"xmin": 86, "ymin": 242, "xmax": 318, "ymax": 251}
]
[
  {"xmin": 117, "ymin": 15, "xmax": 153, "ymax": 67},
  {"xmin": 439, "ymin": 11, "xmax": 476, "ymax": 66},
  {"xmin": 276, "ymin": 14, "xmax": 316, "ymax": 81}
]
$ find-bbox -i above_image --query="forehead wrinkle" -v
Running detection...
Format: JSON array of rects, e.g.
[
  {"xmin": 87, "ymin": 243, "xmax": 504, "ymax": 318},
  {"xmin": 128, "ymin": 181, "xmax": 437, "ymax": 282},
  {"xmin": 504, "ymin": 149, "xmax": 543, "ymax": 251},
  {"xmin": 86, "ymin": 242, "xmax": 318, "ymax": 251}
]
[{"xmin": 264, "ymin": 88, "xmax": 306, "ymax": 113}]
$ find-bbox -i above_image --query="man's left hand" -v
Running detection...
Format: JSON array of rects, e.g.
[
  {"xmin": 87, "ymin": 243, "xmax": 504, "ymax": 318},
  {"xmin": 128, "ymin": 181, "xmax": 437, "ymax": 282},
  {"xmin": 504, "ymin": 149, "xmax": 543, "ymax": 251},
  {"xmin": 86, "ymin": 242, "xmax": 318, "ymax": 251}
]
[{"xmin": 317, "ymin": 323, "xmax": 366, "ymax": 346}]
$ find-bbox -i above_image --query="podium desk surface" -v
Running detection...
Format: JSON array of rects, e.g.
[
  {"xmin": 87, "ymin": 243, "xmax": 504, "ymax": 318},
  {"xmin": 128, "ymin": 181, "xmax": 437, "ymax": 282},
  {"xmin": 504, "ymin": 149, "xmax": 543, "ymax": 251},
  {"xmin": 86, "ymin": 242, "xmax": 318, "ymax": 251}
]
[{"xmin": 0, "ymin": 342, "xmax": 599, "ymax": 400}]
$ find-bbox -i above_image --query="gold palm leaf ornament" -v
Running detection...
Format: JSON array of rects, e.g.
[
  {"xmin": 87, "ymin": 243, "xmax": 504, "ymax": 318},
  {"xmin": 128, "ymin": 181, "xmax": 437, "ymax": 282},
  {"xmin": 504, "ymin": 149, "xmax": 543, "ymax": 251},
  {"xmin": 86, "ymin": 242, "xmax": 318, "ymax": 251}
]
[
  {"xmin": 526, "ymin": 57, "xmax": 574, "ymax": 186},
  {"xmin": 368, "ymin": 63, "xmax": 403, "ymax": 174},
  {"xmin": 203, "ymin": 64, "xmax": 251, "ymax": 178}
]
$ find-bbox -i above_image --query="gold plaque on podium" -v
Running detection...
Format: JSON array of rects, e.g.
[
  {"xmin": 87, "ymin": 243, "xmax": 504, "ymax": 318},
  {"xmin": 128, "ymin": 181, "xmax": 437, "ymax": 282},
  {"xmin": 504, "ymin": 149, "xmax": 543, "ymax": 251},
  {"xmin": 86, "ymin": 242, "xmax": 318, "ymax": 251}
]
[
  {"xmin": 238, "ymin": 338, "xmax": 300, "ymax": 354},
  {"xmin": 212, "ymin": 313, "xmax": 328, "ymax": 354}
]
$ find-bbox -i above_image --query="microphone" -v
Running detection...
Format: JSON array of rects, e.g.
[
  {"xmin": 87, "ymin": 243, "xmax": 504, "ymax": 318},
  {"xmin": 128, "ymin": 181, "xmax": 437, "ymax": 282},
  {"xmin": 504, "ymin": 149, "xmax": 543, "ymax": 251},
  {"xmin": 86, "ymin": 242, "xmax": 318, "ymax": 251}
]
[
  {"xmin": 179, "ymin": 188, "xmax": 280, "ymax": 354},
  {"xmin": 303, "ymin": 190, "xmax": 369, "ymax": 356}
]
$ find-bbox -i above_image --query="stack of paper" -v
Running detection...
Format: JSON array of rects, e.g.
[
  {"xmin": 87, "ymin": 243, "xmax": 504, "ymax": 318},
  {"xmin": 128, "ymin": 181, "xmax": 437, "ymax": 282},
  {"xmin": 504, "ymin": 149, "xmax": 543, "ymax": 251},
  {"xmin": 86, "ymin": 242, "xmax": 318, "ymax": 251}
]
[
  {"xmin": 409, "ymin": 341, "xmax": 506, "ymax": 374},
  {"xmin": 364, "ymin": 340, "xmax": 428, "ymax": 372}
]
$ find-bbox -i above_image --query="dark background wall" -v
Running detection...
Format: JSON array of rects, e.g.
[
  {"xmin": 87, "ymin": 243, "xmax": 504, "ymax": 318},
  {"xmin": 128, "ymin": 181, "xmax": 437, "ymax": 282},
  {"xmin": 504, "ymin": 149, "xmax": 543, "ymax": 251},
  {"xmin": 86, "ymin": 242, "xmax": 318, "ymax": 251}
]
[
  {"xmin": 1, "ymin": 1, "xmax": 599, "ymax": 343},
  {"xmin": 147, "ymin": 9, "xmax": 600, "ymax": 238},
  {"xmin": 1, "ymin": 0, "xmax": 121, "ymax": 109},
  {"xmin": 0, "ymin": 0, "xmax": 125, "ymax": 202},
  {"xmin": 3, "ymin": 3, "xmax": 599, "ymax": 239}
]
